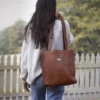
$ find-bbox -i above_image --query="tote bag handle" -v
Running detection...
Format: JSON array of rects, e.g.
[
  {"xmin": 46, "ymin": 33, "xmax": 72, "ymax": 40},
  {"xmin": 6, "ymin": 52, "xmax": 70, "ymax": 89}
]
[{"xmin": 48, "ymin": 13, "xmax": 68, "ymax": 51}]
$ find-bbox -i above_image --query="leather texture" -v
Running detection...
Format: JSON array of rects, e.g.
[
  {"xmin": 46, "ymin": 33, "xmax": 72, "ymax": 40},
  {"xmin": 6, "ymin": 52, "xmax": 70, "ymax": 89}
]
[{"xmin": 40, "ymin": 13, "xmax": 77, "ymax": 86}]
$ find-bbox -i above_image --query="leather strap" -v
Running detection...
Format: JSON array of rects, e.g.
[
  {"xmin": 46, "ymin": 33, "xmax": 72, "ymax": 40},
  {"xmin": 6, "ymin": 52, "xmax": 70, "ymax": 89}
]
[{"xmin": 48, "ymin": 13, "xmax": 68, "ymax": 50}]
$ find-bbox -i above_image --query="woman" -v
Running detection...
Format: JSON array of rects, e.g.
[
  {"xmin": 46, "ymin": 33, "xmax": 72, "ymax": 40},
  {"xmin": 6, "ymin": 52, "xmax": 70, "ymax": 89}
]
[{"xmin": 20, "ymin": 0, "xmax": 74, "ymax": 100}]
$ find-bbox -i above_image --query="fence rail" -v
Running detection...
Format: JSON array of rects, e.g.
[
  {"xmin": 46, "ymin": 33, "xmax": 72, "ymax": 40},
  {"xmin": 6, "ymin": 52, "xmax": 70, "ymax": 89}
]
[{"xmin": 0, "ymin": 53, "xmax": 100, "ymax": 100}]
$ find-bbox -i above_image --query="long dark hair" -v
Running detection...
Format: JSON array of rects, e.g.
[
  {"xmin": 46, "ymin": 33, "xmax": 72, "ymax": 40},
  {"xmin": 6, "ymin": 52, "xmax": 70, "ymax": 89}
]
[{"xmin": 25, "ymin": 0, "xmax": 56, "ymax": 48}]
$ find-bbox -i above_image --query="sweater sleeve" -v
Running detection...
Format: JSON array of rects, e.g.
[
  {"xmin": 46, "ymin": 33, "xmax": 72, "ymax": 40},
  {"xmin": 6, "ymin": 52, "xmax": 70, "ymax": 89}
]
[
  {"xmin": 20, "ymin": 40, "xmax": 28, "ymax": 82},
  {"xmin": 65, "ymin": 20, "xmax": 74, "ymax": 46}
]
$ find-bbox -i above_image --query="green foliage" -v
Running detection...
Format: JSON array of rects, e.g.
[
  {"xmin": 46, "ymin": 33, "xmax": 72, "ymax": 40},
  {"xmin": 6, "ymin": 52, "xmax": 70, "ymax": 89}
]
[
  {"xmin": 57, "ymin": 0, "xmax": 100, "ymax": 54},
  {"xmin": 0, "ymin": 20, "xmax": 26, "ymax": 54},
  {"xmin": 0, "ymin": 0, "xmax": 100, "ymax": 54}
]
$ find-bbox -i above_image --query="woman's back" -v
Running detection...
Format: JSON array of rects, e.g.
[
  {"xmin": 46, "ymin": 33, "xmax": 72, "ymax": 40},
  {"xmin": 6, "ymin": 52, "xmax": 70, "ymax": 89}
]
[{"xmin": 20, "ymin": 19, "xmax": 74, "ymax": 84}]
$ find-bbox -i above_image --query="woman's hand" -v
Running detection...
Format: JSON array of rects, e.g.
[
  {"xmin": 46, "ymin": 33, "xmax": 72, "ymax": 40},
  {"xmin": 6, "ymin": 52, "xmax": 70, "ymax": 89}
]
[{"xmin": 23, "ymin": 82, "xmax": 30, "ymax": 92}]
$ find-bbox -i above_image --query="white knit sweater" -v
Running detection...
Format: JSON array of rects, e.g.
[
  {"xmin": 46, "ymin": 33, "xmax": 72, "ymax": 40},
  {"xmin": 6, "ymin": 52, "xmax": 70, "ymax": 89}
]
[{"xmin": 20, "ymin": 20, "xmax": 74, "ymax": 84}]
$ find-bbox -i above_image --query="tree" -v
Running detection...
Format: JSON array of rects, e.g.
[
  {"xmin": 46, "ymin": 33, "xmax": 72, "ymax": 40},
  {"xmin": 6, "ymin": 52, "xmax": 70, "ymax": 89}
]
[
  {"xmin": 8, "ymin": 20, "xmax": 26, "ymax": 53},
  {"xmin": 57, "ymin": 0, "xmax": 100, "ymax": 54},
  {"xmin": 0, "ymin": 20, "xmax": 26, "ymax": 54}
]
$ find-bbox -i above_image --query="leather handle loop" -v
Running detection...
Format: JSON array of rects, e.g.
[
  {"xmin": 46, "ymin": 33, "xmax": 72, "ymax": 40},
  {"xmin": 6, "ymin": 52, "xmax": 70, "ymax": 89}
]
[{"xmin": 48, "ymin": 13, "xmax": 68, "ymax": 50}]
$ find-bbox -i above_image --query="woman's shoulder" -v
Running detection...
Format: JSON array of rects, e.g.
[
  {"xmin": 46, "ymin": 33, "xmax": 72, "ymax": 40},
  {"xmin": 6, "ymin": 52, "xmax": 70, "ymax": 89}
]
[{"xmin": 55, "ymin": 19, "xmax": 70, "ymax": 29}]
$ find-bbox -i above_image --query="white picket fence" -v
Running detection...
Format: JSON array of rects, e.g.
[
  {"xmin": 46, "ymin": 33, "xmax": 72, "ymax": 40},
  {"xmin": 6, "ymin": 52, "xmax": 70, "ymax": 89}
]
[{"xmin": 0, "ymin": 53, "xmax": 100, "ymax": 100}]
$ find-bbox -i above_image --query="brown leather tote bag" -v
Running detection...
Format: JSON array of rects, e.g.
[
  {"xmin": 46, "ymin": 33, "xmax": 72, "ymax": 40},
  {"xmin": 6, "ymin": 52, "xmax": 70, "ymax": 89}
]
[{"xmin": 40, "ymin": 14, "xmax": 77, "ymax": 86}]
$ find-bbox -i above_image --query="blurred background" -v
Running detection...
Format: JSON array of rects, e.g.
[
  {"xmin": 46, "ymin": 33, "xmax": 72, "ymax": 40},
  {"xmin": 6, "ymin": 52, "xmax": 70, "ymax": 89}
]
[
  {"xmin": 0, "ymin": 0, "xmax": 100, "ymax": 55},
  {"xmin": 0, "ymin": 0, "xmax": 100, "ymax": 100}
]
